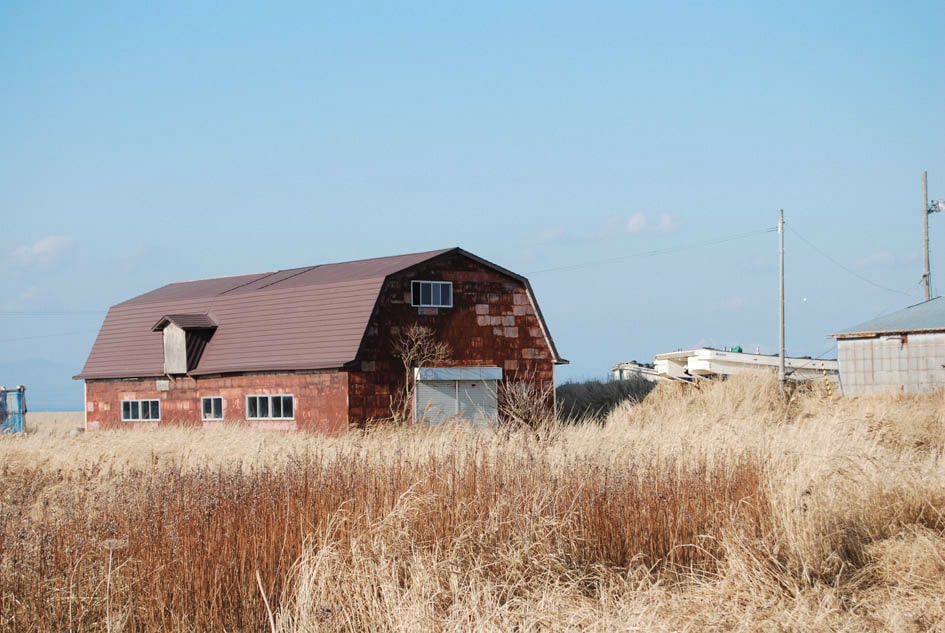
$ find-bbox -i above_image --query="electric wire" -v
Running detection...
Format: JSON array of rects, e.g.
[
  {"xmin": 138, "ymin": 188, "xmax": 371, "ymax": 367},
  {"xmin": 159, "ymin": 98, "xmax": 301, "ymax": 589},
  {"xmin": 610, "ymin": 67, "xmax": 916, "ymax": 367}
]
[
  {"xmin": 784, "ymin": 343, "xmax": 839, "ymax": 374},
  {"xmin": 527, "ymin": 226, "xmax": 778, "ymax": 275},
  {"xmin": 786, "ymin": 224, "xmax": 920, "ymax": 300},
  {"xmin": 0, "ymin": 330, "xmax": 98, "ymax": 344},
  {"xmin": 0, "ymin": 310, "xmax": 105, "ymax": 317}
]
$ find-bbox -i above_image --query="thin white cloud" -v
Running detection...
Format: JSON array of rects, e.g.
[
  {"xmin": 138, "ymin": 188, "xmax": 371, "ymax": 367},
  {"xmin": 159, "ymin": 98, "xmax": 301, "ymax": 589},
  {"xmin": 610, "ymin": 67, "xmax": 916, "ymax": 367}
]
[
  {"xmin": 528, "ymin": 213, "xmax": 683, "ymax": 250},
  {"xmin": 657, "ymin": 213, "xmax": 682, "ymax": 232},
  {"xmin": 527, "ymin": 227, "xmax": 566, "ymax": 244},
  {"xmin": 610, "ymin": 212, "xmax": 684, "ymax": 237},
  {"xmin": 521, "ymin": 227, "xmax": 566, "ymax": 260},
  {"xmin": 626, "ymin": 212, "xmax": 648, "ymax": 233},
  {"xmin": 12, "ymin": 235, "xmax": 75, "ymax": 270}
]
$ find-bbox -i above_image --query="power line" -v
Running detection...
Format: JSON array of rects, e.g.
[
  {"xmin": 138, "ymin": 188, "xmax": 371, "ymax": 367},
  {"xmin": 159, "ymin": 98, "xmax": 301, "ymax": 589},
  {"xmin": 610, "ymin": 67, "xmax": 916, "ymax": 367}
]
[
  {"xmin": 786, "ymin": 225, "xmax": 921, "ymax": 300},
  {"xmin": 0, "ymin": 310, "xmax": 105, "ymax": 317},
  {"xmin": 0, "ymin": 330, "xmax": 98, "ymax": 344},
  {"xmin": 785, "ymin": 343, "xmax": 839, "ymax": 372},
  {"xmin": 527, "ymin": 227, "xmax": 778, "ymax": 275}
]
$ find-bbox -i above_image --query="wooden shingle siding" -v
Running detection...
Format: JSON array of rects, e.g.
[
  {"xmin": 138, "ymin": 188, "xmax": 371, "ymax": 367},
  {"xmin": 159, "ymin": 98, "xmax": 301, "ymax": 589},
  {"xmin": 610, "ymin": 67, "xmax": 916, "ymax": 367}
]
[{"xmin": 348, "ymin": 251, "xmax": 556, "ymax": 425}]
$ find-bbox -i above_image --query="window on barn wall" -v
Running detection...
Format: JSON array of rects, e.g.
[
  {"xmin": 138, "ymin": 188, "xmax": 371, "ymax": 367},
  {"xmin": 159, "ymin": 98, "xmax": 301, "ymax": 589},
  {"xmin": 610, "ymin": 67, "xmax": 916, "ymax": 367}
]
[
  {"xmin": 121, "ymin": 399, "xmax": 160, "ymax": 422},
  {"xmin": 202, "ymin": 397, "xmax": 223, "ymax": 420},
  {"xmin": 411, "ymin": 281, "xmax": 453, "ymax": 308},
  {"xmin": 246, "ymin": 395, "xmax": 294, "ymax": 420}
]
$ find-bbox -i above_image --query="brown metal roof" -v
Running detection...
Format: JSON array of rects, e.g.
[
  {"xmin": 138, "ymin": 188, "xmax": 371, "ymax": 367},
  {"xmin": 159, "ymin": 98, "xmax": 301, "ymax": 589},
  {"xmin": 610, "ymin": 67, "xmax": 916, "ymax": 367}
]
[
  {"xmin": 152, "ymin": 314, "xmax": 217, "ymax": 331},
  {"xmin": 119, "ymin": 272, "xmax": 273, "ymax": 305},
  {"xmin": 76, "ymin": 247, "xmax": 565, "ymax": 380}
]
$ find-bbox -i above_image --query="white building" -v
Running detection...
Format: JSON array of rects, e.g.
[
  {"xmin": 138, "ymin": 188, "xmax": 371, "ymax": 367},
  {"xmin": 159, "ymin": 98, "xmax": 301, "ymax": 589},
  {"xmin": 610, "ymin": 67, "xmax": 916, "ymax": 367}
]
[
  {"xmin": 611, "ymin": 361, "xmax": 662, "ymax": 383},
  {"xmin": 833, "ymin": 297, "xmax": 945, "ymax": 395},
  {"xmin": 653, "ymin": 348, "xmax": 837, "ymax": 383}
]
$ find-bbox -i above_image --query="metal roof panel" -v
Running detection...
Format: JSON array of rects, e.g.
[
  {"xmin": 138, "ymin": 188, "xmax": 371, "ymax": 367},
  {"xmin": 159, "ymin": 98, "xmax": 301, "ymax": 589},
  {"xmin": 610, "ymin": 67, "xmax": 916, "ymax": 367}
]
[
  {"xmin": 833, "ymin": 297, "xmax": 945, "ymax": 338},
  {"xmin": 76, "ymin": 247, "xmax": 567, "ymax": 379}
]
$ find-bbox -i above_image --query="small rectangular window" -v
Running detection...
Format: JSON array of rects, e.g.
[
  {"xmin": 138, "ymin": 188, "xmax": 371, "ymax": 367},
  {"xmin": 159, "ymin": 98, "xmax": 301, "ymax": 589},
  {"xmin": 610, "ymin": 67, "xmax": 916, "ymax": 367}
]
[
  {"xmin": 246, "ymin": 395, "xmax": 295, "ymax": 420},
  {"xmin": 411, "ymin": 281, "xmax": 453, "ymax": 308},
  {"xmin": 121, "ymin": 399, "xmax": 160, "ymax": 422},
  {"xmin": 202, "ymin": 397, "xmax": 223, "ymax": 420},
  {"xmin": 282, "ymin": 395, "xmax": 293, "ymax": 418}
]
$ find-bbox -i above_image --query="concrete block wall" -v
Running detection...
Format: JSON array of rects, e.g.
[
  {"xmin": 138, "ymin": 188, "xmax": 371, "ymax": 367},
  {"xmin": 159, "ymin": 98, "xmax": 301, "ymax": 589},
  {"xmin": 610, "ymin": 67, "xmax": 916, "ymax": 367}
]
[{"xmin": 85, "ymin": 371, "xmax": 349, "ymax": 434}]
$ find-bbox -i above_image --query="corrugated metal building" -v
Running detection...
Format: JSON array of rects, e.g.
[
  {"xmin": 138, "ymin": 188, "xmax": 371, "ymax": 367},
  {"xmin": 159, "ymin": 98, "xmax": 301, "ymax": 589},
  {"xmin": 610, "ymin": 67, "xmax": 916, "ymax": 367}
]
[
  {"xmin": 832, "ymin": 297, "xmax": 945, "ymax": 395},
  {"xmin": 76, "ymin": 248, "xmax": 566, "ymax": 433}
]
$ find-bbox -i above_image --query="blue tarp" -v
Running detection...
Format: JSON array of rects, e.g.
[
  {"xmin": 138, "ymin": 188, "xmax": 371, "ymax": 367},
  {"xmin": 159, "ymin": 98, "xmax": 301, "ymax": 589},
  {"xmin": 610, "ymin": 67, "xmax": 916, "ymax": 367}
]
[{"xmin": 0, "ymin": 387, "xmax": 26, "ymax": 433}]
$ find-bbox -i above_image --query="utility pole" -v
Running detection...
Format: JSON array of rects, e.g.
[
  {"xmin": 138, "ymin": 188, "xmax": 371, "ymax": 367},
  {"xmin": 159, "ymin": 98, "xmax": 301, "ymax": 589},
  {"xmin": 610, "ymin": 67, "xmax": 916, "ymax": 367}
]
[
  {"xmin": 924, "ymin": 171, "xmax": 931, "ymax": 301},
  {"xmin": 779, "ymin": 209, "xmax": 785, "ymax": 392}
]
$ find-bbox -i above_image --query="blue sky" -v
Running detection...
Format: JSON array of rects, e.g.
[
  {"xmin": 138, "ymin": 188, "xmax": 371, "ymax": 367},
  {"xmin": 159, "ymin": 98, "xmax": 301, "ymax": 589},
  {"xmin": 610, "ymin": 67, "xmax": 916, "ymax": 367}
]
[{"xmin": 2, "ymin": 2, "xmax": 945, "ymax": 409}]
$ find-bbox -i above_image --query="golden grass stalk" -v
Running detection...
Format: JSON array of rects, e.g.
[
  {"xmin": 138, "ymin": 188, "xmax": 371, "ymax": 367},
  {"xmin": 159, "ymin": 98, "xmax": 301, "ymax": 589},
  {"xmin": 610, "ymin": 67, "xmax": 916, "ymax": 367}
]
[{"xmin": 3, "ymin": 374, "xmax": 945, "ymax": 632}]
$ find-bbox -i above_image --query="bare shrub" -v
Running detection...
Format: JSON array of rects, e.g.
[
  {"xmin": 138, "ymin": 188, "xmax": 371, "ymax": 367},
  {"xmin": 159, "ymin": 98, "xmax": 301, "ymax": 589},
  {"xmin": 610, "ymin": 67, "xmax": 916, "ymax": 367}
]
[
  {"xmin": 498, "ymin": 375, "xmax": 556, "ymax": 435},
  {"xmin": 390, "ymin": 324, "xmax": 451, "ymax": 423}
]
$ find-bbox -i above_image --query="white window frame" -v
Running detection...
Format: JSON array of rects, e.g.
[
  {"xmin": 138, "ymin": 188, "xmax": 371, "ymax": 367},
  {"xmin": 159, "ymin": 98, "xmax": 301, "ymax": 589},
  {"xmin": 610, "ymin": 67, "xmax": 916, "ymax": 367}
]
[
  {"xmin": 121, "ymin": 399, "xmax": 160, "ymax": 422},
  {"xmin": 201, "ymin": 396, "xmax": 224, "ymax": 421},
  {"xmin": 246, "ymin": 394, "xmax": 295, "ymax": 420},
  {"xmin": 411, "ymin": 280, "xmax": 453, "ymax": 308}
]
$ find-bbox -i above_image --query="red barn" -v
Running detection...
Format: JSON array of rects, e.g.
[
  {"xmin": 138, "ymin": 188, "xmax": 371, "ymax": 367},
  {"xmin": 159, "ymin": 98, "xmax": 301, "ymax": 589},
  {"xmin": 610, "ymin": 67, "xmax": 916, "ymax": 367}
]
[{"xmin": 76, "ymin": 248, "xmax": 566, "ymax": 433}]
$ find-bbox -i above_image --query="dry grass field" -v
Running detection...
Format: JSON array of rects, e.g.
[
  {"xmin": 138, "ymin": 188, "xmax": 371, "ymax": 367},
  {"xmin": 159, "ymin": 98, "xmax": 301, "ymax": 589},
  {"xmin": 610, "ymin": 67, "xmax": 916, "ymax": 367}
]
[{"xmin": 2, "ymin": 375, "xmax": 945, "ymax": 632}]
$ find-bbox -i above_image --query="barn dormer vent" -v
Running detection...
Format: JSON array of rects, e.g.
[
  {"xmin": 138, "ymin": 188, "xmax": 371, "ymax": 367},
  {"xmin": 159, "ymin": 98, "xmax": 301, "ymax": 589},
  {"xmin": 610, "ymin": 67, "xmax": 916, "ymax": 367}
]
[{"xmin": 151, "ymin": 314, "xmax": 217, "ymax": 375}]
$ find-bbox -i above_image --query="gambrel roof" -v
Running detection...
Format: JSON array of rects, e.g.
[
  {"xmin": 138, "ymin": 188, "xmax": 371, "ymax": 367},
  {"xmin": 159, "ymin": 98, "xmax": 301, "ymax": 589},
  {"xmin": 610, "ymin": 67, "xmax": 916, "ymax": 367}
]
[{"xmin": 76, "ymin": 248, "xmax": 564, "ymax": 380}]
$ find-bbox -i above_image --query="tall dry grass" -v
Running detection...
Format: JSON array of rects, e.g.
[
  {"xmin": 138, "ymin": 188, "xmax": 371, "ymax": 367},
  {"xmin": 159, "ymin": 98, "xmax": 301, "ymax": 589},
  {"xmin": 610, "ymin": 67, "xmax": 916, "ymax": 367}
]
[{"xmin": 2, "ymin": 375, "xmax": 945, "ymax": 632}]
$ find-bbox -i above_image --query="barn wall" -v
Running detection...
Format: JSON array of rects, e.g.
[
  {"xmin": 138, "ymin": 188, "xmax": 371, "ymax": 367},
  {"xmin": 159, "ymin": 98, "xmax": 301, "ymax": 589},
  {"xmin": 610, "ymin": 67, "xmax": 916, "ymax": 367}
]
[
  {"xmin": 348, "ymin": 252, "xmax": 556, "ymax": 425},
  {"xmin": 84, "ymin": 371, "xmax": 349, "ymax": 434},
  {"xmin": 838, "ymin": 331, "xmax": 945, "ymax": 395}
]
